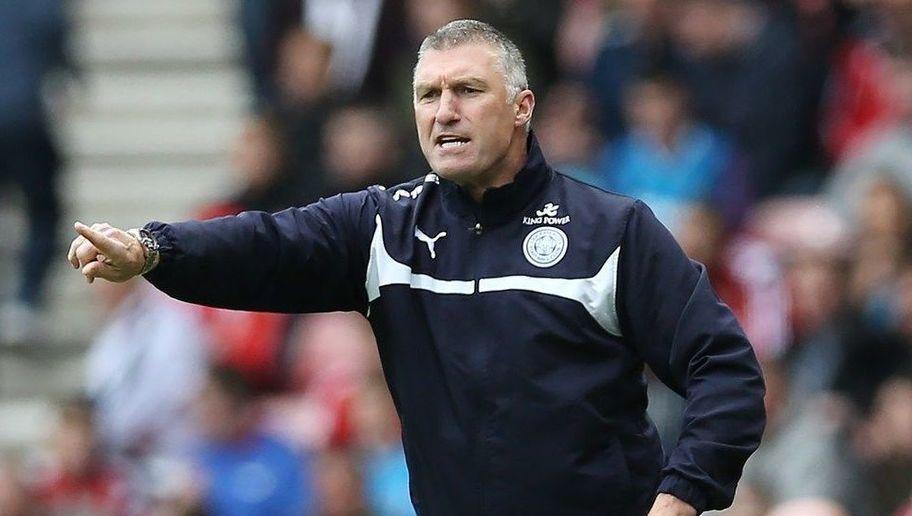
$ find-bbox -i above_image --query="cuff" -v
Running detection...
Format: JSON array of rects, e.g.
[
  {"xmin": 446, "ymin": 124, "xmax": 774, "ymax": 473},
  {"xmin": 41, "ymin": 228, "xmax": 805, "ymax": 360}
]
[
  {"xmin": 657, "ymin": 474, "xmax": 707, "ymax": 514},
  {"xmin": 140, "ymin": 221, "xmax": 174, "ymax": 282}
]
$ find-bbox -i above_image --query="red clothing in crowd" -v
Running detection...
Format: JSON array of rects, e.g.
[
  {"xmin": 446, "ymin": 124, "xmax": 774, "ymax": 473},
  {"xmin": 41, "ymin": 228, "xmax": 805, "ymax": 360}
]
[
  {"xmin": 196, "ymin": 201, "xmax": 297, "ymax": 390},
  {"xmin": 30, "ymin": 464, "xmax": 127, "ymax": 516},
  {"xmin": 820, "ymin": 38, "xmax": 897, "ymax": 162}
]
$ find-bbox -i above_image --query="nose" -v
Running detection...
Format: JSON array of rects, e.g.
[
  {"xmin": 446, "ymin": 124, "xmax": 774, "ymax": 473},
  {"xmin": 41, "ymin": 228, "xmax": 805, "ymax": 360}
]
[{"xmin": 434, "ymin": 89, "xmax": 460, "ymax": 125}]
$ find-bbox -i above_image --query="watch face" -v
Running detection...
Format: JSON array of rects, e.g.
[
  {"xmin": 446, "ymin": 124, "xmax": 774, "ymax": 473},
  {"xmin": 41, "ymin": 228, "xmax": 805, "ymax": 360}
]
[{"xmin": 139, "ymin": 230, "xmax": 160, "ymax": 251}]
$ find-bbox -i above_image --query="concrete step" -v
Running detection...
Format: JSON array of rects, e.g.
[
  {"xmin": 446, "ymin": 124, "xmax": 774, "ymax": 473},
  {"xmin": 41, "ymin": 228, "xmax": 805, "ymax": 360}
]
[
  {"xmin": 66, "ymin": 164, "xmax": 235, "ymax": 217},
  {"xmin": 0, "ymin": 400, "xmax": 58, "ymax": 451},
  {"xmin": 74, "ymin": 19, "xmax": 240, "ymax": 67},
  {"xmin": 71, "ymin": 68, "xmax": 247, "ymax": 116},
  {"xmin": 61, "ymin": 112, "xmax": 243, "ymax": 162},
  {"xmin": 78, "ymin": 0, "xmax": 232, "ymax": 26}
]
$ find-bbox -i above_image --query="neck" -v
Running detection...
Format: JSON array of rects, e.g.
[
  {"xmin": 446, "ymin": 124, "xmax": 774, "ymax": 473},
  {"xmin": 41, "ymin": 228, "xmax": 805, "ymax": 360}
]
[{"xmin": 463, "ymin": 131, "xmax": 529, "ymax": 202}]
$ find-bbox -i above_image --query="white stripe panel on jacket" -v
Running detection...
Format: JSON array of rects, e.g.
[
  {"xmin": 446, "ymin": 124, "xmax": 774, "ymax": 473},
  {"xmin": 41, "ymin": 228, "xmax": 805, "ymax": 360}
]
[
  {"xmin": 477, "ymin": 246, "xmax": 622, "ymax": 337},
  {"xmin": 366, "ymin": 215, "xmax": 474, "ymax": 302},
  {"xmin": 365, "ymin": 215, "xmax": 622, "ymax": 337}
]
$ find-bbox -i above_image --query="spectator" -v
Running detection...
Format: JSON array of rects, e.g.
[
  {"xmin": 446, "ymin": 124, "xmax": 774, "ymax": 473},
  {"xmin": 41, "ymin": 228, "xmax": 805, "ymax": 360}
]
[
  {"xmin": 744, "ymin": 198, "xmax": 853, "ymax": 404},
  {"xmin": 828, "ymin": 53, "xmax": 912, "ymax": 223},
  {"xmin": 0, "ymin": 458, "xmax": 31, "ymax": 516},
  {"xmin": 594, "ymin": 72, "xmax": 747, "ymax": 235},
  {"xmin": 271, "ymin": 30, "xmax": 337, "ymax": 203},
  {"xmin": 0, "ymin": 0, "xmax": 72, "ymax": 344},
  {"xmin": 732, "ymin": 358, "xmax": 857, "ymax": 515},
  {"xmin": 553, "ymin": 0, "xmax": 608, "ymax": 78},
  {"xmin": 192, "ymin": 365, "xmax": 315, "ymax": 515},
  {"xmin": 845, "ymin": 179, "xmax": 911, "ymax": 331},
  {"xmin": 669, "ymin": 0, "xmax": 804, "ymax": 196},
  {"xmin": 302, "ymin": 0, "xmax": 409, "ymax": 102},
  {"xmin": 589, "ymin": 0, "xmax": 676, "ymax": 139},
  {"xmin": 315, "ymin": 451, "xmax": 367, "ymax": 516},
  {"xmin": 352, "ymin": 373, "xmax": 413, "ymax": 516},
  {"xmin": 84, "ymin": 279, "xmax": 207, "ymax": 506},
  {"xmin": 28, "ymin": 398, "xmax": 128, "ymax": 515},
  {"xmin": 320, "ymin": 105, "xmax": 407, "ymax": 194},
  {"xmin": 851, "ymin": 376, "xmax": 912, "ymax": 515},
  {"xmin": 196, "ymin": 115, "xmax": 305, "ymax": 390},
  {"xmin": 237, "ymin": 0, "xmax": 302, "ymax": 109},
  {"xmin": 476, "ymin": 0, "xmax": 564, "ymax": 93},
  {"xmin": 535, "ymin": 81, "xmax": 602, "ymax": 185},
  {"xmin": 781, "ymin": 0, "xmax": 857, "ymax": 186},
  {"xmin": 677, "ymin": 204, "xmax": 791, "ymax": 360},
  {"xmin": 281, "ymin": 312, "xmax": 378, "ymax": 450}
]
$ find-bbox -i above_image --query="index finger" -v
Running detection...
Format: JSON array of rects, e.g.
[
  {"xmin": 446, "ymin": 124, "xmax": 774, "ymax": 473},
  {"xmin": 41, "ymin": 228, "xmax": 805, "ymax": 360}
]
[{"xmin": 74, "ymin": 222, "xmax": 126, "ymax": 260}]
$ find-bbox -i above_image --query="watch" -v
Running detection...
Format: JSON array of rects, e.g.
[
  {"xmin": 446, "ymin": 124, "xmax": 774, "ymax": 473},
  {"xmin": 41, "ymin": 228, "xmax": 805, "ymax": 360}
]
[{"xmin": 128, "ymin": 228, "xmax": 160, "ymax": 275}]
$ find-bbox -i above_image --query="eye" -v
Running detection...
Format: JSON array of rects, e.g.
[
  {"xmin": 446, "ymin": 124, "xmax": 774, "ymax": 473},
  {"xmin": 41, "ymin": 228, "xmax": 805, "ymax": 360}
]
[
  {"xmin": 458, "ymin": 86, "xmax": 480, "ymax": 95},
  {"xmin": 419, "ymin": 90, "xmax": 440, "ymax": 102}
]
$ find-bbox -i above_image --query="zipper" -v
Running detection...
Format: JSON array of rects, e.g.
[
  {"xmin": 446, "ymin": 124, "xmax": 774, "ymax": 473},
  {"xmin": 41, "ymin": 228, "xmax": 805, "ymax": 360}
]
[{"xmin": 471, "ymin": 220, "xmax": 483, "ymax": 293}]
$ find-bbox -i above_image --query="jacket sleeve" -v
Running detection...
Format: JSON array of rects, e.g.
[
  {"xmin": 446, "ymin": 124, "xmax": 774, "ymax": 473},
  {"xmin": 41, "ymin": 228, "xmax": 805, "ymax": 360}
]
[
  {"xmin": 617, "ymin": 200, "xmax": 766, "ymax": 513},
  {"xmin": 141, "ymin": 190, "xmax": 377, "ymax": 314}
]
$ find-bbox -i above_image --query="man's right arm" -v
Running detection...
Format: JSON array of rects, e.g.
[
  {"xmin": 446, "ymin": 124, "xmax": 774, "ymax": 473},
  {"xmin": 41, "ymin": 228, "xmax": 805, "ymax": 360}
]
[{"xmin": 140, "ymin": 190, "xmax": 378, "ymax": 314}]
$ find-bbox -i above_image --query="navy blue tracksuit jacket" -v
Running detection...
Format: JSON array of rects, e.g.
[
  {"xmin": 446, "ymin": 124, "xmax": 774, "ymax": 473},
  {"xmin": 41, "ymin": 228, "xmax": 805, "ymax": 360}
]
[{"xmin": 144, "ymin": 135, "xmax": 765, "ymax": 515}]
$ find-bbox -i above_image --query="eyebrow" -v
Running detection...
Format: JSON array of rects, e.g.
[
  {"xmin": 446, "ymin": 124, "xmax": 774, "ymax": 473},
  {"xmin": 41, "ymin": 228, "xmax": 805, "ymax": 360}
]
[{"xmin": 415, "ymin": 77, "xmax": 489, "ymax": 94}]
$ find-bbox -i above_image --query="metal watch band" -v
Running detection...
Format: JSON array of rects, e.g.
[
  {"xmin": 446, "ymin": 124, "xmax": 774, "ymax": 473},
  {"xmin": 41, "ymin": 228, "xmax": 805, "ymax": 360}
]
[{"xmin": 128, "ymin": 228, "xmax": 160, "ymax": 275}]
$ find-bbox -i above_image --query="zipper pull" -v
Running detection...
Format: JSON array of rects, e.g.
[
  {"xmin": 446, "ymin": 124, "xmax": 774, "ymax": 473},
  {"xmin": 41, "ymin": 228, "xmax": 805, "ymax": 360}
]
[{"xmin": 473, "ymin": 222, "xmax": 483, "ymax": 236}]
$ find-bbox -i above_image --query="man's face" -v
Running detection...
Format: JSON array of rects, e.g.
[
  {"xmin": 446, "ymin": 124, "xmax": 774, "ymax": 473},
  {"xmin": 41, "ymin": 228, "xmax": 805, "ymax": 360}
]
[{"xmin": 413, "ymin": 43, "xmax": 523, "ymax": 186}]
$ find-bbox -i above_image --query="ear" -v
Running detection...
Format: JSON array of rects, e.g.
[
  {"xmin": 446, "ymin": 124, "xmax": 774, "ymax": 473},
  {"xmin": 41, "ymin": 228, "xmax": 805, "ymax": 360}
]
[{"xmin": 513, "ymin": 90, "xmax": 535, "ymax": 128}]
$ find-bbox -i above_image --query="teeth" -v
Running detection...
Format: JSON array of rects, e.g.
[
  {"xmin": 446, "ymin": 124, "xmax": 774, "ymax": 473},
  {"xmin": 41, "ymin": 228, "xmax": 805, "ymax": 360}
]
[{"xmin": 441, "ymin": 140, "xmax": 467, "ymax": 149}]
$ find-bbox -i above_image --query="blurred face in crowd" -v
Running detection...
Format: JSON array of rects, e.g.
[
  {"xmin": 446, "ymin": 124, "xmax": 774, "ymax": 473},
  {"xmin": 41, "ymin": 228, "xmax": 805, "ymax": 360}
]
[
  {"xmin": 316, "ymin": 452, "xmax": 365, "ymax": 516},
  {"xmin": 413, "ymin": 43, "xmax": 534, "ymax": 197},
  {"xmin": 888, "ymin": 56, "xmax": 912, "ymax": 122},
  {"xmin": 276, "ymin": 29, "xmax": 331, "ymax": 106},
  {"xmin": 323, "ymin": 107, "xmax": 398, "ymax": 188},
  {"xmin": 673, "ymin": 0, "xmax": 755, "ymax": 57},
  {"xmin": 406, "ymin": 0, "xmax": 471, "ymax": 41},
  {"xmin": 787, "ymin": 256, "xmax": 844, "ymax": 335},
  {"xmin": 352, "ymin": 376, "xmax": 401, "ymax": 449},
  {"xmin": 625, "ymin": 78, "xmax": 689, "ymax": 147},
  {"xmin": 231, "ymin": 116, "xmax": 284, "ymax": 191},
  {"xmin": 196, "ymin": 375, "xmax": 252, "ymax": 443},
  {"xmin": 895, "ymin": 266, "xmax": 912, "ymax": 337},
  {"xmin": 0, "ymin": 462, "xmax": 27, "ymax": 516},
  {"xmin": 536, "ymin": 82, "xmax": 598, "ymax": 166},
  {"xmin": 677, "ymin": 204, "xmax": 724, "ymax": 265},
  {"xmin": 858, "ymin": 179, "xmax": 911, "ymax": 241}
]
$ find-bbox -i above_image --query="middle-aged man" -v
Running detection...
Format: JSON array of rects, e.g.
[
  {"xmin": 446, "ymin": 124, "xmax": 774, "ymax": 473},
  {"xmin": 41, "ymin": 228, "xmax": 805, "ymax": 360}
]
[{"xmin": 68, "ymin": 20, "xmax": 765, "ymax": 516}]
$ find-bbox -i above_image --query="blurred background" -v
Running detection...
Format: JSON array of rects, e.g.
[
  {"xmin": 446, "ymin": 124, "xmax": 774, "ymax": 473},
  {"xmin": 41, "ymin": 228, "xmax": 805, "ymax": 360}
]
[{"xmin": 0, "ymin": 0, "xmax": 911, "ymax": 514}]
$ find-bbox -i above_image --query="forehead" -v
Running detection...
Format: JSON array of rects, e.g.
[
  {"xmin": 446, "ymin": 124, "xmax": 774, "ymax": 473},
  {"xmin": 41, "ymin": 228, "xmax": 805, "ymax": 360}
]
[{"xmin": 414, "ymin": 43, "xmax": 503, "ymax": 85}]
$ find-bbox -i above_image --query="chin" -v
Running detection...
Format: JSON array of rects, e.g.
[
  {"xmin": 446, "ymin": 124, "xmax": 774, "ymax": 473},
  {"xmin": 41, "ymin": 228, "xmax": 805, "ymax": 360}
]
[{"xmin": 432, "ymin": 164, "xmax": 477, "ymax": 183}]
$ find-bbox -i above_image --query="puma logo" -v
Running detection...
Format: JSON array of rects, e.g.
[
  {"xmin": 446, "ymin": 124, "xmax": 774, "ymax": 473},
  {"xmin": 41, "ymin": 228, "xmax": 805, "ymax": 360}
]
[{"xmin": 415, "ymin": 227, "xmax": 447, "ymax": 259}]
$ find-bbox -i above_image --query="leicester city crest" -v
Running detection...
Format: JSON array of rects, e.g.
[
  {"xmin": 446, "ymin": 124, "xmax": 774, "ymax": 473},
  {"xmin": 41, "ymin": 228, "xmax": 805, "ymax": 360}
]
[{"xmin": 523, "ymin": 227, "xmax": 568, "ymax": 268}]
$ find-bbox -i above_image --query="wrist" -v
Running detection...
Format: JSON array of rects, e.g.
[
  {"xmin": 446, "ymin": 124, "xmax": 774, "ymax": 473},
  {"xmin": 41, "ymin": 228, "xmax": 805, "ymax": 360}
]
[{"xmin": 651, "ymin": 493, "xmax": 696, "ymax": 516}]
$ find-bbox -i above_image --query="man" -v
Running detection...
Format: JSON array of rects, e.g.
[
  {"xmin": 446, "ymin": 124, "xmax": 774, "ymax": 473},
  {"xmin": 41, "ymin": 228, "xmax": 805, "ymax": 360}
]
[
  {"xmin": 0, "ymin": 0, "xmax": 70, "ymax": 343},
  {"xmin": 68, "ymin": 20, "xmax": 764, "ymax": 515}
]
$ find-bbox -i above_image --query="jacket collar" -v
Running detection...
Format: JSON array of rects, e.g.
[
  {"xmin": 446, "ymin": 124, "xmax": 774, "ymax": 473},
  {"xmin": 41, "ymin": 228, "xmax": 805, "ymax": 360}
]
[{"xmin": 439, "ymin": 131, "xmax": 554, "ymax": 227}]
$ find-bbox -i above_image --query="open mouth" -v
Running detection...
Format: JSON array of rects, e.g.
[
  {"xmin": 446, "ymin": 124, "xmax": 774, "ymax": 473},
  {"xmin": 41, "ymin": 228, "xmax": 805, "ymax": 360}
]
[{"xmin": 435, "ymin": 134, "xmax": 471, "ymax": 149}]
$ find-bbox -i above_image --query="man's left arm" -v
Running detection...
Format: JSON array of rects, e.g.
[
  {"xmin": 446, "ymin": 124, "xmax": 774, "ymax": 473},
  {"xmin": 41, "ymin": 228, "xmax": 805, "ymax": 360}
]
[{"xmin": 617, "ymin": 200, "xmax": 766, "ymax": 514}]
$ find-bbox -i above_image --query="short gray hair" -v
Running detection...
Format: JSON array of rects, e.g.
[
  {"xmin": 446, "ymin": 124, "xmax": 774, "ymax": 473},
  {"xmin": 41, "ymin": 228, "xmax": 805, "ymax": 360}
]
[{"xmin": 414, "ymin": 19, "xmax": 528, "ymax": 102}]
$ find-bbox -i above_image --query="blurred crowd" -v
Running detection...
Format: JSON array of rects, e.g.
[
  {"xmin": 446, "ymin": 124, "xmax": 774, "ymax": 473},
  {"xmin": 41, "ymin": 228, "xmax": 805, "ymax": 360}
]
[{"xmin": 2, "ymin": 0, "xmax": 912, "ymax": 514}]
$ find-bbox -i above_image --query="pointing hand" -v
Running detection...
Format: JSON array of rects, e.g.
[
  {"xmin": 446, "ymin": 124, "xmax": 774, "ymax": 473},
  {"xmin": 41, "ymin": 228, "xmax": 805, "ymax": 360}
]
[{"xmin": 67, "ymin": 222, "xmax": 145, "ymax": 283}]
